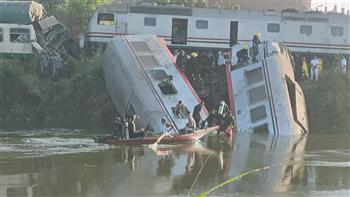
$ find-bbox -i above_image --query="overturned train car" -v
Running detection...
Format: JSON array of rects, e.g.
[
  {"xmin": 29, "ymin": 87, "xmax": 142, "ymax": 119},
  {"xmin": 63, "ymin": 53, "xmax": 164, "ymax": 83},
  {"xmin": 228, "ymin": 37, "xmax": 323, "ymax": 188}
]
[{"xmin": 103, "ymin": 34, "xmax": 207, "ymax": 133}]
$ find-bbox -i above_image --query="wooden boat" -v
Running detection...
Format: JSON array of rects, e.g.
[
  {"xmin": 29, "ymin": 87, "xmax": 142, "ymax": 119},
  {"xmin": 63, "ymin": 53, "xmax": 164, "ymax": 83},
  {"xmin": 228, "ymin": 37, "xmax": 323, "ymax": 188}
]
[{"xmin": 93, "ymin": 126, "xmax": 219, "ymax": 146}]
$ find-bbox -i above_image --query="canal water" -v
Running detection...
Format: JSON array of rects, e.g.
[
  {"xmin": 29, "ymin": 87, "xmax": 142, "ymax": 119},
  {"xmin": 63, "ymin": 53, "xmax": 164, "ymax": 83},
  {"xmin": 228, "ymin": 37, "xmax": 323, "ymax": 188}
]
[{"xmin": 0, "ymin": 129, "xmax": 349, "ymax": 196}]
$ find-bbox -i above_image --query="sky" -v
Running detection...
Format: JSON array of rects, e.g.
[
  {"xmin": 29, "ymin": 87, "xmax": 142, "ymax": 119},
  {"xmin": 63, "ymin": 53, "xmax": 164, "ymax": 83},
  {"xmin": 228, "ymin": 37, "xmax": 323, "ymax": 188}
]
[{"xmin": 311, "ymin": 0, "xmax": 350, "ymax": 12}]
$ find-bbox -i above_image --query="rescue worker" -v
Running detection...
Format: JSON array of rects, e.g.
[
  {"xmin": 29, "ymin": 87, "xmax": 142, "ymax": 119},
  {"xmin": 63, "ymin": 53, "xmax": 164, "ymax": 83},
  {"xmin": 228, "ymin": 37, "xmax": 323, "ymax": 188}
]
[
  {"xmin": 310, "ymin": 56, "xmax": 320, "ymax": 81},
  {"xmin": 252, "ymin": 32, "xmax": 261, "ymax": 63},
  {"xmin": 236, "ymin": 44, "xmax": 249, "ymax": 65},
  {"xmin": 192, "ymin": 101, "xmax": 204, "ymax": 128},
  {"xmin": 301, "ymin": 57, "xmax": 309, "ymax": 80}
]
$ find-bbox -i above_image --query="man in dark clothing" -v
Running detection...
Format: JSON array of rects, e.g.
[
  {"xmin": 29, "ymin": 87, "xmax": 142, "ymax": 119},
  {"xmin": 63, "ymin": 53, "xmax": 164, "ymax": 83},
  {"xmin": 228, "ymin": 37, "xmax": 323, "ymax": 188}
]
[
  {"xmin": 114, "ymin": 116, "xmax": 124, "ymax": 139},
  {"xmin": 192, "ymin": 101, "xmax": 204, "ymax": 129},
  {"xmin": 252, "ymin": 32, "xmax": 261, "ymax": 63}
]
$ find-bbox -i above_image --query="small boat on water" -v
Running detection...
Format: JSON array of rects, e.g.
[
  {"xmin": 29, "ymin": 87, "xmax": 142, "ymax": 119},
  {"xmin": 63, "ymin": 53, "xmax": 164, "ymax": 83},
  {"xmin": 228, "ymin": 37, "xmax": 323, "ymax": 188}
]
[{"xmin": 93, "ymin": 126, "xmax": 219, "ymax": 146}]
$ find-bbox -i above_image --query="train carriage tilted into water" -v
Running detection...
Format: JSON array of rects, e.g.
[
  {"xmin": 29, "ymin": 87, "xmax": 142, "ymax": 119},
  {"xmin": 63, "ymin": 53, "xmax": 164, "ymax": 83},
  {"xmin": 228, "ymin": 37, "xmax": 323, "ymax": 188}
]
[{"xmin": 85, "ymin": 3, "xmax": 350, "ymax": 56}]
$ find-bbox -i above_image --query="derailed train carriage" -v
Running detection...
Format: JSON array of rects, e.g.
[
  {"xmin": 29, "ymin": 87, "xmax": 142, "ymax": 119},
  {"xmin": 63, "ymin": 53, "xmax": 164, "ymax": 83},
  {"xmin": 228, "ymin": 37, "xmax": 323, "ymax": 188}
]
[
  {"xmin": 103, "ymin": 34, "xmax": 208, "ymax": 133},
  {"xmin": 85, "ymin": 3, "xmax": 350, "ymax": 56}
]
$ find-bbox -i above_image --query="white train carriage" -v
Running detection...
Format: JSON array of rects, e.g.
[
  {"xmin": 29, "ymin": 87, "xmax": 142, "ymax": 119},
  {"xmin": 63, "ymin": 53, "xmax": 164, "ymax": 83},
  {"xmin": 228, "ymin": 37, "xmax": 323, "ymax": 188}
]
[
  {"xmin": 0, "ymin": 1, "xmax": 46, "ymax": 55},
  {"xmin": 0, "ymin": 24, "xmax": 36, "ymax": 55},
  {"xmin": 103, "ymin": 34, "xmax": 207, "ymax": 133},
  {"xmin": 85, "ymin": 3, "xmax": 350, "ymax": 55},
  {"xmin": 230, "ymin": 41, "xmax": 309, "ymax": 135}
]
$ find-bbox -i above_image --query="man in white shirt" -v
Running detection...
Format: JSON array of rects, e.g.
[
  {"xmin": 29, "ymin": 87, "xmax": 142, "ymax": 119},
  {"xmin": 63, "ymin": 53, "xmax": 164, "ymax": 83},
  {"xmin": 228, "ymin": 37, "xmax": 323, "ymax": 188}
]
[
  {"xmin": 310, "ymin": 56, "xmax": 320, "ymax": 81},
  {"xmin": 217, "ymin": 51, "xmax": 226, "ymax": 71},
  {"xmin": 340, "ymin": 56, "xmax": 347, "ymax": 73}
]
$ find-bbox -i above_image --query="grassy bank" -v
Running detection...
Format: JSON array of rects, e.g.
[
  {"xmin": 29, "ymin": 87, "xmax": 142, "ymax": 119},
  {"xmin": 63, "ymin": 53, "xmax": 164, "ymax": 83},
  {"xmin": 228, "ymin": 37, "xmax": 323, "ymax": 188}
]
[
  {"xmin": 301, "ymin": 71, "xmax": 350, "ymax": 133},
  {"xmin": 0, "ymin": 55, "xmax": 115, "ymax": 129}
]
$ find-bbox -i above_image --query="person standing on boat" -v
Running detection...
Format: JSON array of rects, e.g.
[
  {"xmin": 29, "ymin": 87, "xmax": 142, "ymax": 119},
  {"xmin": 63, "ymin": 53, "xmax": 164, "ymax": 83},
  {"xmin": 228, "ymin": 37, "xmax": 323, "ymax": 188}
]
[
  {"xmin": 123, "ymin": 118, "xmax": 129, "ymax": 139},
  {"xmin": 185, "ymin": 111, "xmax": 196, "ymax": 134},
  {"xmin": 128, "ymin": 115, "xmax": 145, "ymax": 138},
  {"xmin": 114, "ymin": 116, "xmax": 124, "ymax": 139},
  {"xmin": 192, "ymin": 101, "xmax": 204, "ymax": 128}
]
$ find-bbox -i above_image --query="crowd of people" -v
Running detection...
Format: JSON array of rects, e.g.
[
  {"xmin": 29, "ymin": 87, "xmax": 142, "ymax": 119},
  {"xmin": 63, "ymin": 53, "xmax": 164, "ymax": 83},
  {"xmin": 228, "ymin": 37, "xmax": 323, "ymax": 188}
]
[
  {"xmin": 294, "ymin": 53, "xmax": 348, "ymax": 82},
  {"xmin": 112, "ymin": 100, "xmax": 235, "ymax": 139}
]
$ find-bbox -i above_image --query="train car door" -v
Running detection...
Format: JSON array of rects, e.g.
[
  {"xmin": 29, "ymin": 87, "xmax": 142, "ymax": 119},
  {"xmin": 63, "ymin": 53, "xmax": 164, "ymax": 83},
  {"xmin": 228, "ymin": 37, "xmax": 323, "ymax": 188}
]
[
  {"xmin": 116, "ymin": 14, "xmax": 127, "ymax": 34},
  {"xmin": 172, "ymin": 18, "xmax": 188, "ymax": 45},
  {"xmin": 230, "ymin": 21, "xmax": 238, "ymax": 47}
]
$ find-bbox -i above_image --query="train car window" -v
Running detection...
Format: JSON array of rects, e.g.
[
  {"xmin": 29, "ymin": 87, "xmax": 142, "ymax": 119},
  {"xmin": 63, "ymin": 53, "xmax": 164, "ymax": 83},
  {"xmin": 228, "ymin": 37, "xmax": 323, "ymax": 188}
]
[
  {"xmin": 331, "ymin": 26, "xmax": 343, "ymax": 37},
  {"xmin": 149, "ymin": 69, "xmax": 168, "ymax": 81},
  {"xmin": 300, "ymin": 25, "xmax": 312, "ymax": 36},
  {"xmin": 196, "ymin": 20, "xmax": 208, "ymax": 29},
  {"xmin": 0, "ymin": 28, "xmax": 3, "ymax": 42},
  {"xmin": 245, "ymin": 68, "xmax": 264, "ymax": 86},
  {"xmin": 250, "ymin": 105, "xmax": 267, "ymax": 123},
  {"xmin": 144, "ymin": 17, "xmax": 156, "ymax": 26},
  {"xmin": 248, "ymin": 85, "xmax": 267, "ymax": 104},
  {"xmin": 267, "ymin": 23, "xmax": 280, "ymax": 33},
  {"xmin": 97, "ymin": 13, "xmax": 115, "ymax": 25},
  {"xmin": 10, "ymin": 28, "xmax": 30, "ymax": 43}
]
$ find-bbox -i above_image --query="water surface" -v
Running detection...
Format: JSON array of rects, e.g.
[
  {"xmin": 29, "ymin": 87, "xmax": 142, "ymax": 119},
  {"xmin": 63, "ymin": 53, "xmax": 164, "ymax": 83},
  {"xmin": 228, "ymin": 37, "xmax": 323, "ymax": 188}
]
[{"xmin": 0, "ymin": 129, "xmax": 349, "ymax": 196}]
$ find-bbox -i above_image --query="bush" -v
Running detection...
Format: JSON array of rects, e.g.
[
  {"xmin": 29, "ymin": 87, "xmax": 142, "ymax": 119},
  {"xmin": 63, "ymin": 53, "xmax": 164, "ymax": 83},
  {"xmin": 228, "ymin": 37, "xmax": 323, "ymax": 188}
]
[{"xmin": 301, "ymin": 71, "xmax": 350, "ymax": 133}]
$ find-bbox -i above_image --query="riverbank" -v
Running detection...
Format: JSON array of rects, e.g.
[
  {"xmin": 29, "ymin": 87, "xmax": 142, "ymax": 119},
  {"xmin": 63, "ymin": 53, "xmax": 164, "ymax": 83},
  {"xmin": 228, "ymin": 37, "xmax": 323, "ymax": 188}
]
[
  {"xmin": 0, "ymin": 55, "xmax": 349, "ymax": 132},
  {"xmin": 0, "ymin": 55, "xmax": 115, "ymax": 129},
  {"xmin": 301, "ymin": 71, "xmax": 350, "ymax": 133}
]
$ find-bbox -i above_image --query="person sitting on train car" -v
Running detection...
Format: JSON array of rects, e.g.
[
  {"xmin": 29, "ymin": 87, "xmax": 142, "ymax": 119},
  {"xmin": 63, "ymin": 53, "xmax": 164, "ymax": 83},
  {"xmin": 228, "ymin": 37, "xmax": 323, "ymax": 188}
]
[
  {"xmin": 128, "ymin": 115, "xmax": 145, "ymax": 138},
  {"xmin": 174, "ymin": 100, "xmax": 186, "ymax": 118}
]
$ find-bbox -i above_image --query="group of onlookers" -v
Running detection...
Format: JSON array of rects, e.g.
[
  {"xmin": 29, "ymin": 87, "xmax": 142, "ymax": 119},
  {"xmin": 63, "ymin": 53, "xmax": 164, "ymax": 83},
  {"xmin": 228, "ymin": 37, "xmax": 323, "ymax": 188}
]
[{"xmin": 294, "ymin": 54, "xmax": 348, "ymax": 82}]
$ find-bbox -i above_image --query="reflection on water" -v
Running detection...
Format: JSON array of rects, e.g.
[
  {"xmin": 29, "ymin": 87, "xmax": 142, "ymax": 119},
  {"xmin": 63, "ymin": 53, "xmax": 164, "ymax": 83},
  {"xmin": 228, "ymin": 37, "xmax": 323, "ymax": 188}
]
[{"xmin": 0, "ymin": 130, "xmax": 349, "ymax": 196}]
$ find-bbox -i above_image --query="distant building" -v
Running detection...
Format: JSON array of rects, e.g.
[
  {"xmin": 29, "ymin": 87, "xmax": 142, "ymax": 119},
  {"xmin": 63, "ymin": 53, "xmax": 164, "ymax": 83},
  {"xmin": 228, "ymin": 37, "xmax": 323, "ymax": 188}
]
[{"xmin": 206, "ymin": 0, "xmax": 311, "ymax": 11}]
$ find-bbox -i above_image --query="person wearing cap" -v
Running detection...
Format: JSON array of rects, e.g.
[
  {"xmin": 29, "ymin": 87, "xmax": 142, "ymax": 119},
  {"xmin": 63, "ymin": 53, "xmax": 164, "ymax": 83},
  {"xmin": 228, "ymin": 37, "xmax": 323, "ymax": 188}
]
[{"xmin": 252, "ymin": 32, "xmax": 261, "ymax": 62}]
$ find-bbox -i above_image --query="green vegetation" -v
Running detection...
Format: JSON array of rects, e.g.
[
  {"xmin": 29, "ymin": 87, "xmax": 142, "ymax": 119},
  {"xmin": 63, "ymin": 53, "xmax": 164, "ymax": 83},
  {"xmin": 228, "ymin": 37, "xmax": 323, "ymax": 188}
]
[
  {"xmin": 301, "ymin": 71, "xmax": 350, "ymax": 133},
  {"xmin": 0, "ymin": 55, "xmax": 115, "ymax": 129}
]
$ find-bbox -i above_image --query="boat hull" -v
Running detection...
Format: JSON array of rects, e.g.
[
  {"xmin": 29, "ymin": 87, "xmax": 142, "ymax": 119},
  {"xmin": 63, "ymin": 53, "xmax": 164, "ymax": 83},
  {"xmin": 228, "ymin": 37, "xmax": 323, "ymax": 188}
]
[{"xmin": 94, "ymin": 126, "xmax": 219, "ymax": 146}]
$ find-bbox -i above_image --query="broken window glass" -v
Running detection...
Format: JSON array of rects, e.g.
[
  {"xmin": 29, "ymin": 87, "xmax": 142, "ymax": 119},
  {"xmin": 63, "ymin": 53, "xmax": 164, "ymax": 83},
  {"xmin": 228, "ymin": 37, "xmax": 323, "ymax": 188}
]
[
  {"xmin": 10, "ymin": 28, "xmax": 30, "ymax": 43},
  {"xmin": 97, "ymin": 13, "xmax": 115, "ymax": 26}
]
